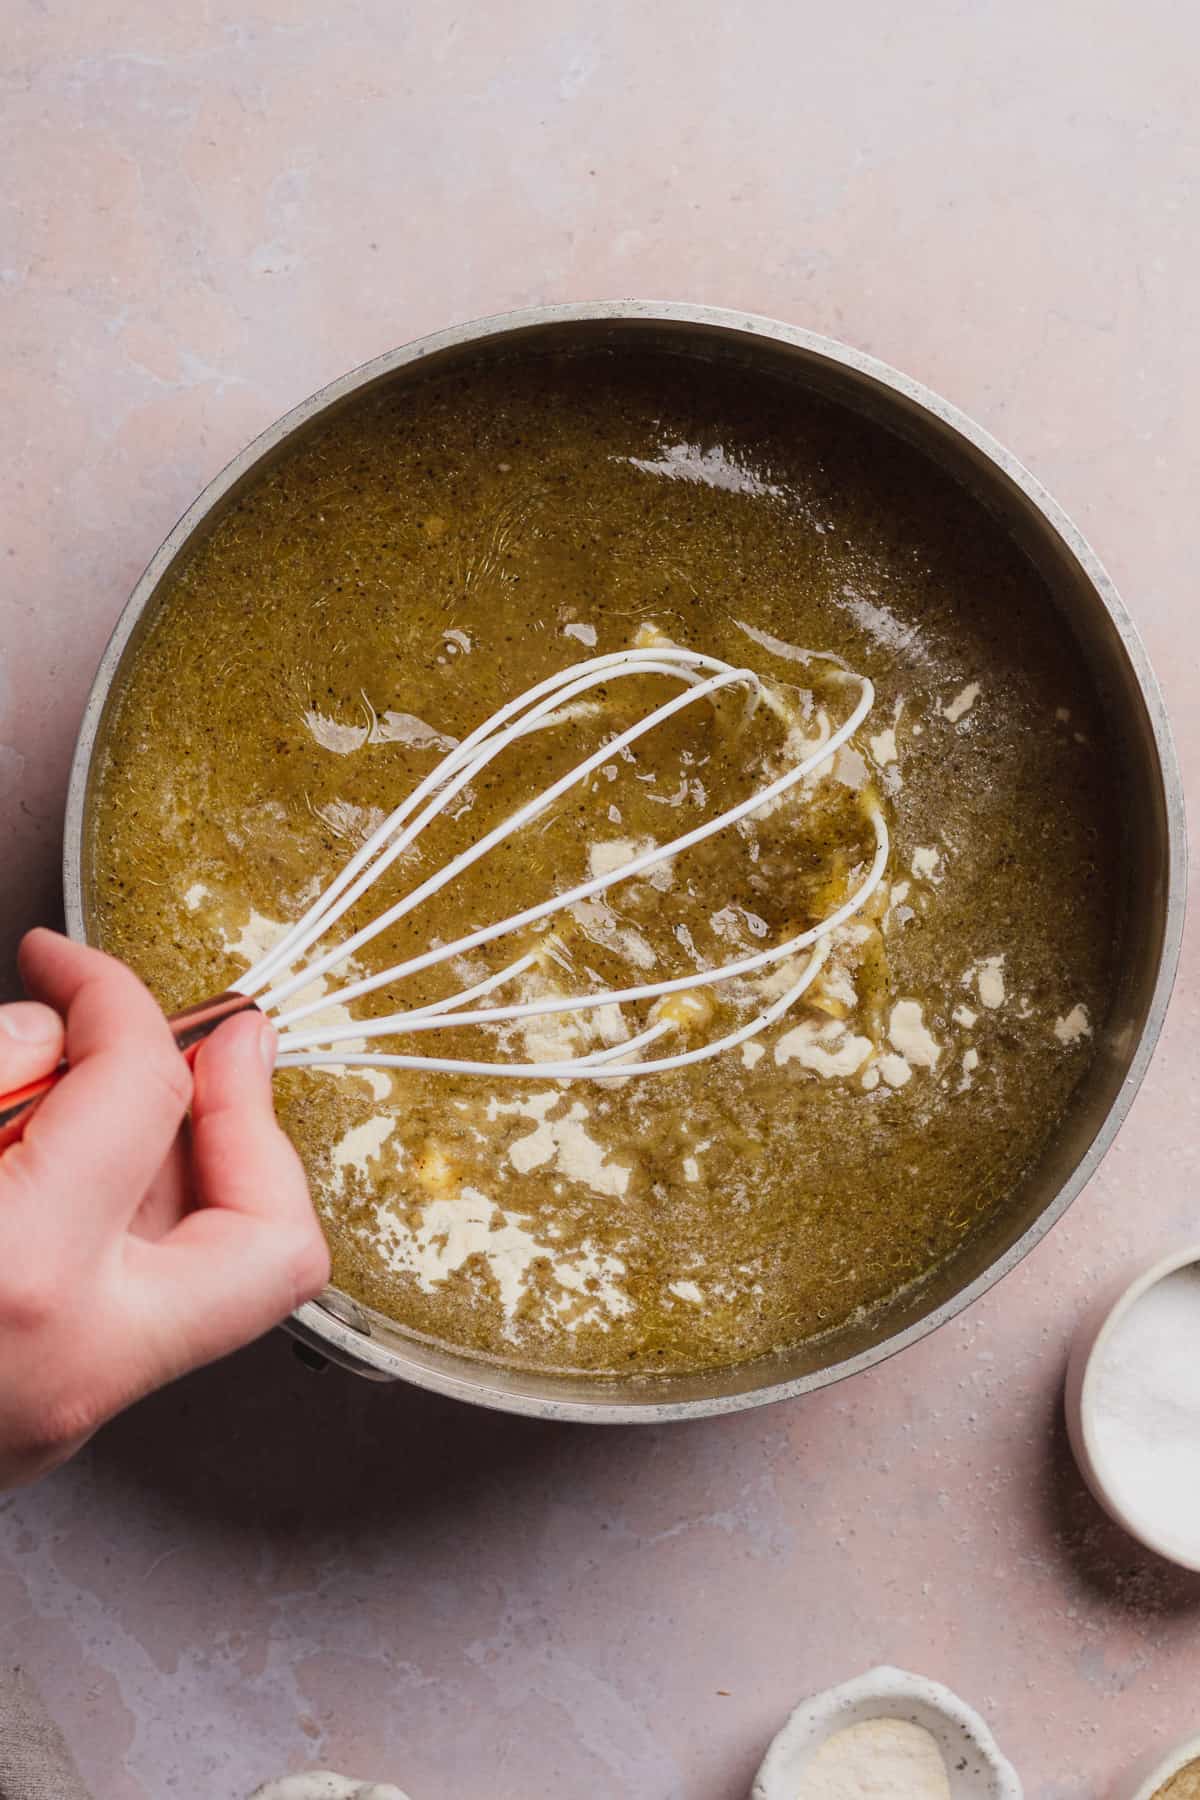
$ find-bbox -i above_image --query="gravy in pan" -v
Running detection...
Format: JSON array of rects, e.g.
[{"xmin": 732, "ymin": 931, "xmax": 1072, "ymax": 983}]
[{"xmin": 90, "ymin": 350, "xmax": 1118, "ymax": 1375}]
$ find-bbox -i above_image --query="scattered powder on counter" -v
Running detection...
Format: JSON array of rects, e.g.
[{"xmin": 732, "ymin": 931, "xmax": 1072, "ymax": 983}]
[
  {"xmin": 563, "ymin": 620, "xmax": 598, "ymax": 646},
  {"xmin": 910, "ymin": 846, "xmax": 942, "ymax": 882},
  {"xmin": 952, "ymin": 1004, "xmax": 977, "ymax": 1028},
  {"xmin": 1152, "ymin": 1758, "xmax": 1200, "ymax": 1800},
  {"xmin": 792, "ymin": 1717, "xmax": 951, "ymax": 1798},
  {"xmin": 1091, "ymin": 1263, "xmax": 1200, "ymax": 1560},
  {"xmin": 741, "ymin": 1040, "xmax": 766, "ymax": 1070}
]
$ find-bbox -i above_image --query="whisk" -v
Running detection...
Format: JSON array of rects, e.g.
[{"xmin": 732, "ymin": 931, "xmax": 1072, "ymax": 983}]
[{"xmin": 0, "ymin": 645, "xmax": 889, "ymax": 1148}]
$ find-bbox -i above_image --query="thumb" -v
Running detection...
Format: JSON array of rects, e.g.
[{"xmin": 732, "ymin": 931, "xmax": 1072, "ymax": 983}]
[
  {"xmin": 188, "ymin": 1013, "xmax": 324, "ymax": 1243},
  {"xmin": 127, "ymin": 1012, "xmax": 330, "ymax": 1375},
  {"xmin": 0, "ymin": 1002, "xmax": 65, "ymax": 1091}
]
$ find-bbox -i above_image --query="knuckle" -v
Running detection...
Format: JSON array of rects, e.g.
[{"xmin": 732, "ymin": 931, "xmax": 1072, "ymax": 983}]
[
  {"xmin": 0, "ymin": 1260, "xmax": 69, "ymax": 1333},
  {"xmin": 138, "ymin": 1044, "xmax": 194, "ymax": 1118},
  {"xmin": 6, "ymin": 1376, "xmax": 106, "ymax": 1465},
  {"xmin": 24, "ymin": 1389, "xmax": 105, "ymax": 1455}
]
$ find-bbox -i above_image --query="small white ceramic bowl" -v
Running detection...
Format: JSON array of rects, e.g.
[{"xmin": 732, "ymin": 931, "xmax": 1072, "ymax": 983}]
[
  {"xmin": 1110, "ymin": 1729, "xmax": 1200, "ymax": 1799},
  {"xmin": 751, "ymin": 1665, "xmax": 1022, "ymax": 1798},
  {"xmin": 1065, "ymin": 1243, "xmax": 1200, "ymax": 1574}
]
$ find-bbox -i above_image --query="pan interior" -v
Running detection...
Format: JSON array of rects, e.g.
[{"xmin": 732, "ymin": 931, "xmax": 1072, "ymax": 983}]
[{"xmin": 84, "ymin": 338, "xmax": 1127, "ymax": 1387}]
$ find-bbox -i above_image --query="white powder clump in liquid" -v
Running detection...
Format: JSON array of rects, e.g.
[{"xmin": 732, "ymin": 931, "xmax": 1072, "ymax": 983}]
[
  {"xmin": 506, "ymin": 1100, "xmax": 632, "ymax": 1198},
  {"xmin": 1090, "ymin": 1263, "xmax": 1200, "ymax": 1560},
  {"xmin": 793, "ymin": 1717, "xmax": 951, "ymax": 1798},
  {"xmin": 373, "ymin": 1185, "xmax": 631, "ymax": 1336},
  {"xmin": 887, "ymin": 1001, "xmax": 941, "ymax": 1070},
  {"xmin": 329, "ymin": 1116, "xmax": 397, "ymax": 1196},
  {"xmin": 877, "ymin": 1053, "xmax": 912, "ymax": 1089},
  {"xmin": 942, "ymin": 680, "xmax": 981, "ymax": 723},
  {"xmin": 669, "ymin": 1280, "xmax": 703, "ymax": 1304},
  {"xmin": 588, "ymin": 836, "xmax": 661, "ymax": 881},
  {"xmin": 868, "ymin": 725, "xmax": 898, "ymax": 766},
  {"xmin": 970, "ymin": 954, "xmax": 1006, "ymax": 1010},
  {"xmin": 774, "ymin": 1020, "xmax": 874, "ymax": 1079},
  {"xmin": 1054, "ymin": 1003, "xmax": 1091, "ymax": 1045}
]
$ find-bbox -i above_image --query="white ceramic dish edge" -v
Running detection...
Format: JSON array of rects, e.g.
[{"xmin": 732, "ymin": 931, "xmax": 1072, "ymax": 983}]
[
  {"xmin": 1065, "ymin": 1243, "xmax": 1200, "ymax": 1574},
  {"xmin": 1110, "ymin": 1728, "xmax": 1200, "ymax": 1800},
  {"xmin": 751, "ymin": 1664, "xmax": 1022, "ymax": 1798},
  {"xmin": 249, "ymin": 1774, "xmax": 412, "ymax": 1800}
]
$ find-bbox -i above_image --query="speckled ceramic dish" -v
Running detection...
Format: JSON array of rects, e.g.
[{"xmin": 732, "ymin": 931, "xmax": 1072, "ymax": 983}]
[{"xmin": 751, "ymin": 1664, "xmax": 1023, "ymax": 1798}]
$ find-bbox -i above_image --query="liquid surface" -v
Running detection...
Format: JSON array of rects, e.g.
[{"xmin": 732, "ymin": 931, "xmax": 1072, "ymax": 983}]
[{"xmin": 90, "ymin": 349, "xmax": 1118, "ymax": 1376}]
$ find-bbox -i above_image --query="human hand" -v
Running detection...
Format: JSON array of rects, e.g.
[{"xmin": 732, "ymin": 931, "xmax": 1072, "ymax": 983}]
[{"xmin": 0, "ymin": 929, "xmax": 329, "ymax": 1489}]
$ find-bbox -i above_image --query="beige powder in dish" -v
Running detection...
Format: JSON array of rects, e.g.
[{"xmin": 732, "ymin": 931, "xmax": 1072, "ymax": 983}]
[{"xmin": 793, "ymin": 1716, "xmax": 951, "ymax": 1798}]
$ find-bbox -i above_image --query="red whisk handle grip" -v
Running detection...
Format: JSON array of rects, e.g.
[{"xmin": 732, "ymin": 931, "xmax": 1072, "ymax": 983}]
[{"xmin": 0, "ymin": 990, "xmax": 261, "ymax": 1154}]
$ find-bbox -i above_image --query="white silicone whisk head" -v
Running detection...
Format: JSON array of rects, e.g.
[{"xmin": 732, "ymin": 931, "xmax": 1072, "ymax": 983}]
[{"xmin": 230, "ymin": 644, "xmax": 889, "ymax": 1081}]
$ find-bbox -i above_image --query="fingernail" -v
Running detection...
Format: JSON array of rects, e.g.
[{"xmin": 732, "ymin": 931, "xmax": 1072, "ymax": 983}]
[
  {"xmin": 0, "ymin": 1003, "xmax": 60, "ymax": 1044},
  {"xmin": 258, "ymin": 1018, "xmax": 278, "ymax": 1072}
]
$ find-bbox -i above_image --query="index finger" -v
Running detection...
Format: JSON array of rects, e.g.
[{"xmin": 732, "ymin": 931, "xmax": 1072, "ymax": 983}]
[{"xmin": 3, "ymin": 931, "xmax": 192, "ymax": 1239}]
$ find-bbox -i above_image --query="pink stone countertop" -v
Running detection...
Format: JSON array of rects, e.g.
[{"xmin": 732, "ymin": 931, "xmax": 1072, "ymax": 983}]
[{"xmin": 2, "ymin": 4, "xmax": 1199, "ymax": 1796}]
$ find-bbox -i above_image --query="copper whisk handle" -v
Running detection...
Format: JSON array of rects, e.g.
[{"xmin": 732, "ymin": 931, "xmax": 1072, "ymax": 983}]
[{"xmin": 0, "ymin": 991, "xmax": 261, "ymax": 1154}]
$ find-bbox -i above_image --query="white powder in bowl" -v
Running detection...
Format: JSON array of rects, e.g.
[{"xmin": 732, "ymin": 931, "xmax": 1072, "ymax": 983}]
[
  {"xmin": 1091, "ymin": 1263, "xmax": 1200, "ymax": 1561},
  {"xmin": 793, "ymin": 1717, "xmax": 951, "ymax": 1798}
]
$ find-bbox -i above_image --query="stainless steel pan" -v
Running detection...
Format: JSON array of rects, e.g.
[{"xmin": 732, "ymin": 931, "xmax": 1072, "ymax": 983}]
[{"xmin": 63, "ymin": 303, "xmax": 1187, "ymax": 1421}]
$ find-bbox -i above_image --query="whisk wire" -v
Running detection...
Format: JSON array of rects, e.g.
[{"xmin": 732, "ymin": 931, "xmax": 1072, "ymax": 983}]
[
  {"xmin": 238, "ymin": 648, "xmax": 721, "ymax": 999},
  {"xmin": 239, "ymin": 645, "xmax": 889, "ymax": 1082}
]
